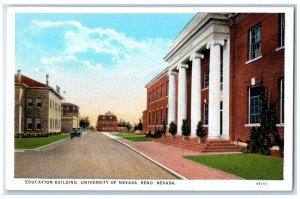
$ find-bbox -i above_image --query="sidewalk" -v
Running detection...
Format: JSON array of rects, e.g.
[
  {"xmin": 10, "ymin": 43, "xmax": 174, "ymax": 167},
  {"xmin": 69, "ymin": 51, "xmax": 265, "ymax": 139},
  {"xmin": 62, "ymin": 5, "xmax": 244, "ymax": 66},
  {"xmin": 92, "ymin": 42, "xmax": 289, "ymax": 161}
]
[{"xmin": 108, "ymin": 135, "xmax": 241, "ymax": 180}]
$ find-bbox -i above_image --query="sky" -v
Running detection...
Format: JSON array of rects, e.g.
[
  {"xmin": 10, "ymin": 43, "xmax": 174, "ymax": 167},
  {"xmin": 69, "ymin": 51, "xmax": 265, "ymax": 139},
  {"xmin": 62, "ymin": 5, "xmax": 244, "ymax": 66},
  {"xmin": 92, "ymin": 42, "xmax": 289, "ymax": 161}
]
[{"xmin": 15, "ymin": 13, "xmax": 195, "ymax": 126}]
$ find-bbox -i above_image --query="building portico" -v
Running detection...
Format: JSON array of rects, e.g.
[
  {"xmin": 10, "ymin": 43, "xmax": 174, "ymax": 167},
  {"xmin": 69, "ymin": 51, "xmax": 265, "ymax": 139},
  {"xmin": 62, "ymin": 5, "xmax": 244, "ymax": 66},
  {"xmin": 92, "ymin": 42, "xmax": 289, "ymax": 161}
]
[
  {"xmin": 164, "ymin": 13, "xmax": 230, "ymax": 139},
  {"xmin": 144, "ymin": 13, "xmax": 285, "ymax": 146}
]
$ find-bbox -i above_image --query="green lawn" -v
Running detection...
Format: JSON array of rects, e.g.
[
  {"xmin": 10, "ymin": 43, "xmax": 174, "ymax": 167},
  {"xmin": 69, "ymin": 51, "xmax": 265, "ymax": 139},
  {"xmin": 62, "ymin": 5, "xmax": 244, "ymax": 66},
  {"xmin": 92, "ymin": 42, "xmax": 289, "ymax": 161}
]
[
  {"xmin": 185, "ymin": 153, "xmax": 283, "ymax": 180},
  {"xmin": 114, "ymin": 133, "xmax": 152, "ymax": 141},
  {"xmin": 15, "ymin": 133, "xmax": 70, "ymax": 149}
]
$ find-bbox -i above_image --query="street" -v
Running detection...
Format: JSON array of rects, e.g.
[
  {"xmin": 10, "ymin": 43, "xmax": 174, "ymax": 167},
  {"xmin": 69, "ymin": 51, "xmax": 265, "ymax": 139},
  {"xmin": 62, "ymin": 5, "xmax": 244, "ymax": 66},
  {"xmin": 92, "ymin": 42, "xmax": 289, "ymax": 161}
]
[{"xmin": 14, "ymin": 131, "xmax": 177, "ymax": 179}]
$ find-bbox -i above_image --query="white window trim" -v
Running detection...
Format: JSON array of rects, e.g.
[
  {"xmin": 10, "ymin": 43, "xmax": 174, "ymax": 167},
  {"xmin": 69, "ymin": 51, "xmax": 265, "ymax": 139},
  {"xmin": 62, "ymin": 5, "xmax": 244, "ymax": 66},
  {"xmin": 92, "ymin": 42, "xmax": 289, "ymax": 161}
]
[
  {"xmin": 36, "ymin": 98, "xmax": 42, "ymax": 108},
  {"xmin": 249, "ymin": 25, "xmax": 261, "ymax": 61},
  {"xmin": 248, "ymin": 85, "xmax": 263, "ymax": 124},
  {"xmin": 245, "ymin": 55, "xmax": 262, "ymax": 64},
  {"xmin": 245, "ymin": 123, "xmax": 260, "ymax": 127},
  {"xmin": 276, "ymin": 46, "xmax": 285, "ymax": 51},
  {"xmin": 36, "ymin": 118, "xmax": 41, "ymax": 130},
  {"xmin": 27, "ymin": 118, "xmax": 33, "ymax": 130},
  {"xmin": 27, "ymin": 98, "xmax": 33, "ymax": 108}
]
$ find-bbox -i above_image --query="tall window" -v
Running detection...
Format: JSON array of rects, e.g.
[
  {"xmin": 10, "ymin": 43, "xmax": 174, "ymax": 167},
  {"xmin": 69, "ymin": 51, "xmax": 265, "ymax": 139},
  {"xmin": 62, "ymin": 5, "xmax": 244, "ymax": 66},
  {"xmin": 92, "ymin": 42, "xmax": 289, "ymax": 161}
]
[
  {"xmin": 36, "ymin": 98, "xmax": 42, "ymax": 108},
  {"xmin": 220, "ymin": 62, "xmax": 223, "ymax": 83},
  {"xmin": 153, "ymin": 90, "xmax": 155, "ymax": 101},
  {"xmin": 157, "ymin": 87, "xmax": 159, "ymax": 99},
  {"xmin": 204, "ymin": 103, "xmax": 209, "ymax": 125},
  {"xmin": 204, "ymin": 70, "xmax": 209, "ymax": 88},
  {"xmin": 156, "ymin": 110, "xmax": 159, "ymax": 125},
  {"xmin": 249, "ymin": 85, "xmax": 262, "ymax": 123},
  {"xmin": 161, "ymin": 85, "xmax": 164, "ymax": 98},
  {"xmin": 27, "ymin": 118, "xmax": 33, "ymax": 130},
  {"xmin": 161, "ymin": 108, "xmax": 164, "ymax": 124},
  {"xmin": 166, "ymin": 81, "xmax": 169, "ymax": 96},
  {"xmin": 279, "ymin": 13, "xmax": 285, "ymax": 47},
  {"xmin": 280, "ymin": 78, "xmax": 284, "ymax": 123},
  {"xmin": 148, "ymin": 112, "xmax": 151, "ymax": 125},
  {"xmin": 36, "ymin": 118, "xmax": 41, "ymax": 130},
  {"xmin": 27, "ymin": 98, "xmax": 33, "ymax": 107},
  {"xmin": 249, "ymin": 25, "xmax": 261, "ymax": 60},
  {"xmin": 148, "ymin": 92, "xmax": 151, "ymax": 103},
  {"xmin": 152, "ymin": 111, "xmax": 155, "ymax": 126},
  {"xmin": 166, "ymin": 108, "xmax": 168, "ymax": 124}
]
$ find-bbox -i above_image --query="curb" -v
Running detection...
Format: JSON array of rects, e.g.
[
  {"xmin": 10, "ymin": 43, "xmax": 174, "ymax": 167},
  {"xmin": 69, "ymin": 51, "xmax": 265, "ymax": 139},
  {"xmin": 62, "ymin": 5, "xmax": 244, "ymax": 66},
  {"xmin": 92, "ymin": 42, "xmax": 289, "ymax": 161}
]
[{"xmin": 101, "ymin": 132, "xmax": 187, "ymax": 180}]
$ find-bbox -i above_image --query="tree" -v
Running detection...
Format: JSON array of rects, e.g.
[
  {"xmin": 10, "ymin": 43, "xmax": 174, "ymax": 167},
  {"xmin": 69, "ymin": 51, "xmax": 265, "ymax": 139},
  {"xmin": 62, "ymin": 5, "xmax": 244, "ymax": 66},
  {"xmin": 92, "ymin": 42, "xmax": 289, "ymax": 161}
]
[
  {"xmin": 79, "ymin": 116, "xmax": 90, "ymax": 130},
  {"xmin": 134, "ymin": 119, "xmax": 143, "ymax": 131},
  {"xmin": 196, "ymin": 121, "xmax": 206, "ymax": 138},
  {"xmin": 169, "ymin": 121, "xmax": 177, "ymax": 136},
  {"xmin": 118, "ymin": 119, "xmax": 132, "ymax": 132},
  {"xmin": 181, "ymin": 119, "xmax": 190, "ymax": 136},
  {"xmin": 246, "ymin": 83, "xmax": 283, "ymax": 156}
]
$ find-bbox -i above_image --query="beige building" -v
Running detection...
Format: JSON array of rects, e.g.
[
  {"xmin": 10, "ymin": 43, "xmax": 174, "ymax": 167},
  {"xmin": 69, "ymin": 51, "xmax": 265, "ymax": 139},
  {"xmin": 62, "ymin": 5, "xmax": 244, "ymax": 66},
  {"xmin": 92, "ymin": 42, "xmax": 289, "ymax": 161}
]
[
  {"xmin": 15, "ymin": 70, "xmax": 63, "ymax": 135},
  {"xmin": 61, "ymin": 102, "xmax": 80, "ymax": 133}
]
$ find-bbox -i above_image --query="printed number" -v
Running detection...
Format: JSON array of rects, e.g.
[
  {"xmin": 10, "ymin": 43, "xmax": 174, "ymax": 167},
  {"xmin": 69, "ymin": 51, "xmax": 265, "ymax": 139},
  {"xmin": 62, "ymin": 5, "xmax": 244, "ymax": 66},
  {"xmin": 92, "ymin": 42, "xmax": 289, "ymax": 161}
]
[{"xmin": 256, "ymin": 182, "xmax": 267, "ymax": 186}]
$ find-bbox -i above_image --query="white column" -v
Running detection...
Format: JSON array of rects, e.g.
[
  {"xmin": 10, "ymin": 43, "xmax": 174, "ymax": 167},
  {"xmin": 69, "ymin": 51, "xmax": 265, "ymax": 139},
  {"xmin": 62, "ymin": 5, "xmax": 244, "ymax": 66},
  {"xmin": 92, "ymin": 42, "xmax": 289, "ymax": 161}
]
[
  {"xmin": 190, "ymin": 52, "xmax": 204, "ymax": 137},
  {"xmin": 222, "ymin": 39, "xmax": 230, "ymax": 139},
  {"xmin": 19, "ymin": 106, "xmax": 22, "ymax": 133},
  {"xmin": 177, "ymin": 63, "xmax": 188, "ymax": 134},
  {"xmin": 206, "ymin": 40, "xmax": 225, "ymax": 139},
  {"xmin": 167, "ymin": 70, "xmax": 177, "ymax": 125}
]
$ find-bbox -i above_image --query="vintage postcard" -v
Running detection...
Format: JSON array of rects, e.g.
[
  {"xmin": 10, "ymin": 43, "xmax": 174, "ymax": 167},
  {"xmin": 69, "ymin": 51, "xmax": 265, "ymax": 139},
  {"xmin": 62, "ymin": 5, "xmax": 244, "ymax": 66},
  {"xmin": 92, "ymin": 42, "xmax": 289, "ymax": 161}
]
[{"xmin": 2, "ymin": 3, "xmax": 295, "ymax": 193}]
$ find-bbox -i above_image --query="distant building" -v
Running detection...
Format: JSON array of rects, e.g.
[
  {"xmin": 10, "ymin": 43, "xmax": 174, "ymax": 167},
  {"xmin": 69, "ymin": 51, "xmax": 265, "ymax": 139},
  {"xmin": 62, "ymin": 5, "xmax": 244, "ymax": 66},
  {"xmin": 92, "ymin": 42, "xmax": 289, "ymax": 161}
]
[
  {"xmin": 96, "ymin": 111, "xmax": 118, "ymax": 132},
  {"xmin": 14, "ymin": 70, "xmax": 63, "ymax": 135},
  {"xmin": 61, "ymin": 102, "xmax": 80, "ymax": 133}
]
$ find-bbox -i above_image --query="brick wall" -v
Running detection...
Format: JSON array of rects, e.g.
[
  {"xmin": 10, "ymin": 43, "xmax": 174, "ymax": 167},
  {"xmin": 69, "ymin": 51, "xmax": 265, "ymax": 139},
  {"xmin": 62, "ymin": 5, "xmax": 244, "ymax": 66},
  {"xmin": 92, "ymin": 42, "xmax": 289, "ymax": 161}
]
[
  {"xmin": 230, "ymin": 13, "xmax": 284, "ymax": 141},
  {"xmin": 146, "ymin": 73, "xmax": 169, "ymax": 132}
]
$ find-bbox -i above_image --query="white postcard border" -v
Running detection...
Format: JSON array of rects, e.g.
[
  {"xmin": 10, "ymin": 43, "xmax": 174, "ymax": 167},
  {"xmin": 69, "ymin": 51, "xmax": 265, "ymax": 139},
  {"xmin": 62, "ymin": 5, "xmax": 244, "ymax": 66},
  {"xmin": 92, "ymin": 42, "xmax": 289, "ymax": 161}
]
[{"xmin": 4, "ymin": 5, "xmax": 295, "ymax": 192}]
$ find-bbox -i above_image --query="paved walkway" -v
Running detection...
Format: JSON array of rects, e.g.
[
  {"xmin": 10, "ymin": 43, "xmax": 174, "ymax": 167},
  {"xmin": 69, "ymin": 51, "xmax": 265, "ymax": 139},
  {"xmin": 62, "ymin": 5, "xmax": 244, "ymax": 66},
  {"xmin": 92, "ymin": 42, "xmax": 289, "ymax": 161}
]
[
  {"xmin": 108, "ymin": 134, "xmax": 241, "ymax": 180},
  {"xmin": 15, "ymin": 132, "xmax": 177, "ymax": 179}
]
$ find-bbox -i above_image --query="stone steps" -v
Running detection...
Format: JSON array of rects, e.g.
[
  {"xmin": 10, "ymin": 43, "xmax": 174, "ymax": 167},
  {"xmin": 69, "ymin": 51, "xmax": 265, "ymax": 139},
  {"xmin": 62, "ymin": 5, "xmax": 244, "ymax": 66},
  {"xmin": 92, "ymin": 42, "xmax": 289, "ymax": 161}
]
[{"xmin": 153, "ymin": 135, "xmax": 242, "ymax": 153}]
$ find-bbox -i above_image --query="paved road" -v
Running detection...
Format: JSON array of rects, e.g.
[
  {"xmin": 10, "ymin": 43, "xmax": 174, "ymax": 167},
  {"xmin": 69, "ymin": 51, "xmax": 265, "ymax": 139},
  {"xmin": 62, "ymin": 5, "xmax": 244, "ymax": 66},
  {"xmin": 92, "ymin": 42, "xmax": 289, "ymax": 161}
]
[{"xmin": 14, "ymin": 131, "xmax": 177, "ymax": 179}]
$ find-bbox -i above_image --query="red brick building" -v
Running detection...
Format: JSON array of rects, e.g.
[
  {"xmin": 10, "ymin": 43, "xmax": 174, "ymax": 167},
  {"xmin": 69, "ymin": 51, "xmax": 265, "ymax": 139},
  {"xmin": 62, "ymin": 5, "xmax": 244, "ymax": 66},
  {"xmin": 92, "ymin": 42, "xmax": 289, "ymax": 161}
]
[
  {"xmin": 143, "ymin": 13, "xmax": 285, "ymax": 143},
  {"xmin": 96, "ymin": 111, "xmax": 118, "ymax": 132}
]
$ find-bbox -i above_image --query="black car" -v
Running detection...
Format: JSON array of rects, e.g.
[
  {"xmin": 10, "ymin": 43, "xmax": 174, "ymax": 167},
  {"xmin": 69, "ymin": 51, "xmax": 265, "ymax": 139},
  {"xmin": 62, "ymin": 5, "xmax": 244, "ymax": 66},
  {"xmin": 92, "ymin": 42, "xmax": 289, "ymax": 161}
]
[{"xmin": 70, "ymin": 128, "xmax": 82, "ymax": 139}]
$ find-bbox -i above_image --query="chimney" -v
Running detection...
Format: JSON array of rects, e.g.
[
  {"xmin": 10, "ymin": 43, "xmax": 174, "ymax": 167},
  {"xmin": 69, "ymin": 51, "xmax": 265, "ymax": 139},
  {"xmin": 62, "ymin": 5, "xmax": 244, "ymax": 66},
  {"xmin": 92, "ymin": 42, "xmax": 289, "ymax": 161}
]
[
  {"xmin": 46, "ymin": 74, "xmax": 49, "ymax": 86},
  {"xmin": 17, "ymin": 69, "xmax": 21, "ymax": 83},
  {"xmin": 56, "ymin": 85, "xmax": 60, "ymax": 93}
]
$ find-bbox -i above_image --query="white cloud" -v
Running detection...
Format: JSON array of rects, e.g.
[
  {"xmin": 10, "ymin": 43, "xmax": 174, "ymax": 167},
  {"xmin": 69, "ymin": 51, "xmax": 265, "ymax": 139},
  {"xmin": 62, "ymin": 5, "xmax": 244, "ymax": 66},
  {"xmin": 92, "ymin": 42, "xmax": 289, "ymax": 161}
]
[
  {"xmin": 30, "ymin": 20, "xmax": 83, "ymax": 29},
  {"xmin": 41, "ymin": 55, "xmax": 78, "ymax": 65},
  {"xmin": 31, "ymin": 19, "xmax": 171, "ymax": 81}
]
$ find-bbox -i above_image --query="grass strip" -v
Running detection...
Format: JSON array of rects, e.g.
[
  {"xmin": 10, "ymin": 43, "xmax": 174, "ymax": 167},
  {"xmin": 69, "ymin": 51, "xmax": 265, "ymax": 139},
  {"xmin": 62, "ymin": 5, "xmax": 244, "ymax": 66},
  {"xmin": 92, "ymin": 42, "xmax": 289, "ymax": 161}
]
[
  {"xmin": 114, "ymin": 133, "xmax": 152, "ymax": 141},
  {"xmin": 185, "ymin": 153, "xmax": 283, "ymax": 180},
  {"xmin": 15, "ymin": 133, "xmax": 69, "ymax": 149}
]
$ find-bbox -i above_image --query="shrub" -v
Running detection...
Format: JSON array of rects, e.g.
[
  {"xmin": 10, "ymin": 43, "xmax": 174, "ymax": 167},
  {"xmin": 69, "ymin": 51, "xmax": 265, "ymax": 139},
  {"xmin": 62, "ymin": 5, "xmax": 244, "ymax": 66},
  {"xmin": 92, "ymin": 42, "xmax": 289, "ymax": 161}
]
[
  {"xmin": 196, "ymin": 121, "xmax": 206, "ymax": 138},
  {"xmin": 169, "ymin": 121, "xmax": 177, "ymax": 136},
  {"xmin": 181, "ymin": 119, "xmax": 190, "ymax": 136}
]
